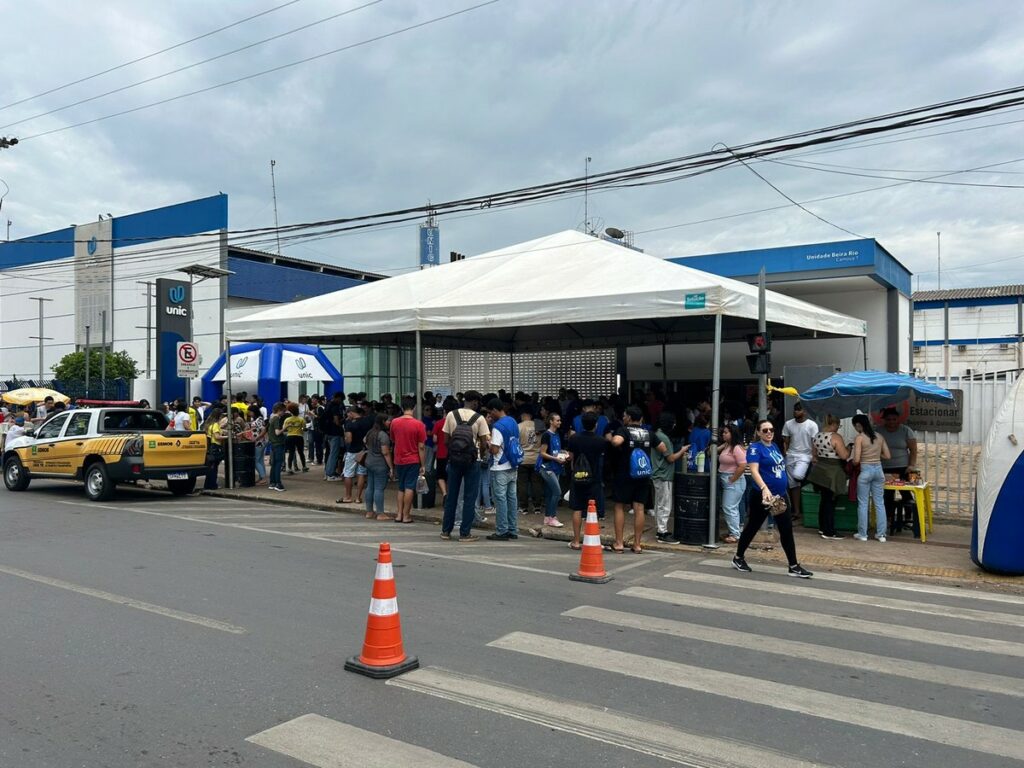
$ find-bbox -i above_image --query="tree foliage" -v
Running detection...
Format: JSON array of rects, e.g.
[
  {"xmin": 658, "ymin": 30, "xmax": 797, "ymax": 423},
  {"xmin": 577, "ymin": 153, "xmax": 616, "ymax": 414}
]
[{"xmin": 52, "ymin": 349, "xmax": 140, "ymax": 381}]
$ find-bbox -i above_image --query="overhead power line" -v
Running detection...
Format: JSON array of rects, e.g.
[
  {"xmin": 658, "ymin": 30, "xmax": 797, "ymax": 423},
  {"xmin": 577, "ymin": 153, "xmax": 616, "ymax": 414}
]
[
  {"xmin": 0, "ymin": 0, "xmax": 305, "ymax": 113},
  {"xmin": 0, "ymin": 0, "xmax": 384, "ymax": 131},
  {"xmin": 18, "ymin": 0, "xmax": 502, "ymax": 142}
]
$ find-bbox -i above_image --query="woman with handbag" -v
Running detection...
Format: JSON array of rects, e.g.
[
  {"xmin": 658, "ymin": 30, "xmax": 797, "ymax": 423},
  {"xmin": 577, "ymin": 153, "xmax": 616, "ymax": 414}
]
[
  {"xmin": 363, "ymin": 413, "xmax": 394, "ymax": 520},
  {"xmin": 807, "ymin": 414, "xmax": 849, "ymax": 540},
  {"xmin": 732, "ymin": 419, "xmax": 813, "ymax": 578}
]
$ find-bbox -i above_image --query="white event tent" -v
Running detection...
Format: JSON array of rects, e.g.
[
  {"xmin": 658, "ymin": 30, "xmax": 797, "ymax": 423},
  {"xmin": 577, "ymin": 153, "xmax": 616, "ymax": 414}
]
[{"xmin": 226, "ymin": 229, "xmax": 866, "ymax": 542}]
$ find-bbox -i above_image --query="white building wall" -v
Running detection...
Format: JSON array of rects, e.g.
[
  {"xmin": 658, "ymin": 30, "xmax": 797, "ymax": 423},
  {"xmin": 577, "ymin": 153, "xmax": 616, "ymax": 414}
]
[
  {"xmin": 0, "ymin": 231, "xmax": 224, "ymax": 383},
  {"xmin": 913, "ymin": 302, "xmax": 1022, "ymax": 377}
]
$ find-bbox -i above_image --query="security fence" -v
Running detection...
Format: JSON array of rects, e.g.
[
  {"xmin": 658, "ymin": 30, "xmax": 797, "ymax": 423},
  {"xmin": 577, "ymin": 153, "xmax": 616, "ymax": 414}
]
[{"xmin": 916, "ymin": 372, "xmax": 1017, "ymax": 516}]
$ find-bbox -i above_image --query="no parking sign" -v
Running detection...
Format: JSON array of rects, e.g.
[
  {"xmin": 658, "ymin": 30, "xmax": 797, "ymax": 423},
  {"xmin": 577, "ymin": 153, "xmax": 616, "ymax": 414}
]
[{"xmin": 176, "ymin": 342, "xmax": 200, "ymax": 378}]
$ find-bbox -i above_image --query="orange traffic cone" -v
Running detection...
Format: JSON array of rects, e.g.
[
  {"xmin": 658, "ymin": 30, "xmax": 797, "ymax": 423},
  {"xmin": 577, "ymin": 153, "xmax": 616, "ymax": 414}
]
[
  {"xmin": 344, "ymin": 542, "xmax": 420, "ymax": 679},
  {"xmin": 569, "ymin": 500, "xmax": 613, "ymax": 584}
]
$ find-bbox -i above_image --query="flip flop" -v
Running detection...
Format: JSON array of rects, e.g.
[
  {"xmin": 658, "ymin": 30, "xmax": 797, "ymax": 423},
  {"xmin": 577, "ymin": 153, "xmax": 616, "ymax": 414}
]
[
  {"xmin": 567, "ymin": 542, "xmax": 582, "ymax": 550},
  {"xmin": 632, "ymin": 547, "xmax": 645, "ymax": 554},
  {"xmin": 603, "ymin": 544, "xmax": 625, "ymax": 554}
]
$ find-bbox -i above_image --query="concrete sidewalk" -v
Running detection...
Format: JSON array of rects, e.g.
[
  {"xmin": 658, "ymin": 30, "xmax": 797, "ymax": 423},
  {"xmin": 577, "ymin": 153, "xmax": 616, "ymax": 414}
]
[{"xmin": 205, "ymin": 468, "xmax": 1023, "ymax": 592}]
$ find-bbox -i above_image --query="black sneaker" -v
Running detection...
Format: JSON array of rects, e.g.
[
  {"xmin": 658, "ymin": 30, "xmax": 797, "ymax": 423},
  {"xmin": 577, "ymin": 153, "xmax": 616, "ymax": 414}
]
[
  {"xmin": 732, "ymin": 555, "xmax": 752, "ymax": 573},
  {"xmin": 507, "ymin": 533, "xmax": 519, "ymax": 540},
  {"xmin": 788, "ymin": 564, "xmax": 813, "ymax": 579},
  {"xmin": 656, "ymin": 532, "xmax": 673, "ymax": 542},
  {"xmin": 486, "ymin": 532, "xmax": 510, "ymax": 541},
  {"xmin": 439, "ymin": 532, "xmax": 452, "ymax": 541}
]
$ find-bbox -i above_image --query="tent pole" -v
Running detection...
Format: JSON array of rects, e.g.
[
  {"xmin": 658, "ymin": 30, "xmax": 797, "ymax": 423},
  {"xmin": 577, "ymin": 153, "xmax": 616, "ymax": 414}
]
[
  {"xmin": 758, "ymin": 267, "xmax": 767, "ymax": 419},
  {"xmin": 224, "ymin": 341, "xmax": 234, "ymax": 490},
  {"xmin": 707, "ymin": 313, "xmax": 722, "ymax": 548},
  {"xmin": 414, "ymin": 330, "xmax": 423, "ymax": 511}
]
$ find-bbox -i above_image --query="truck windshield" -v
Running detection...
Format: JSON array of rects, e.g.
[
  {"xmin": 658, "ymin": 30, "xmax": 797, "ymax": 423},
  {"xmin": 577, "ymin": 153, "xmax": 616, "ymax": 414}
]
[{"xmin": 101, "ymin": 410, "xmax": 169, "ymax": 432}]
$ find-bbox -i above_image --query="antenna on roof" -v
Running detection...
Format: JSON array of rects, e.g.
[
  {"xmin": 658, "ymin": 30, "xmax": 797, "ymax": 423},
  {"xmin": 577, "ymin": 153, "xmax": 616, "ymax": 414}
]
[{"xmin": 270, "ymin": 159, "xmax": 282, "ymax": 255}]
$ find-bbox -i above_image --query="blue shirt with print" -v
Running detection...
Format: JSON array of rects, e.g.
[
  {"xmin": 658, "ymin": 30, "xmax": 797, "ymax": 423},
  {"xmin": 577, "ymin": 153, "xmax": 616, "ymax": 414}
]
[{"xmin": 747, "ymin": 441, "xmax": 787, "ymax": 497}]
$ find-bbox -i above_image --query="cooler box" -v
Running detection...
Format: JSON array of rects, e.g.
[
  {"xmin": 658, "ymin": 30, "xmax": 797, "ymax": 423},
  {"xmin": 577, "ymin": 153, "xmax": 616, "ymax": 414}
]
[{"xmin": 801, "ymin": 486, "xmax": 871, "ymax": 532}]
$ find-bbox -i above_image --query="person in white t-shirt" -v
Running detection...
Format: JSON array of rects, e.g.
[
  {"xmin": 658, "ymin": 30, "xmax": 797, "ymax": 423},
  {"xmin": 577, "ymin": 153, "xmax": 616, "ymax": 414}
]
[
  {"xmin": 782, "ymin": 401, "xmax": 819, "ymax": 520},
  {"xmin": 171, "ymin": 401, "xmax": 192, "ymax": 431}
]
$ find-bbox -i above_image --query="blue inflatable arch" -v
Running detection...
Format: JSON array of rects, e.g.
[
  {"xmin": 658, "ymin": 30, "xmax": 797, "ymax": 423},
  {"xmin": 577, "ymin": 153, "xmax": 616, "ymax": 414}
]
[{"xmin": 200, "ymin": 342, "xmax": 344, "ymax": 409}]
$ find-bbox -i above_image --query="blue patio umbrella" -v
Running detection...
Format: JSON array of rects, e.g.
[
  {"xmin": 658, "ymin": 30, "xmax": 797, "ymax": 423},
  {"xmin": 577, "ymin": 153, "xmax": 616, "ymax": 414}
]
[{"xmin": 799, "ymin": 370, "xmax": 954, "ymax": 419}]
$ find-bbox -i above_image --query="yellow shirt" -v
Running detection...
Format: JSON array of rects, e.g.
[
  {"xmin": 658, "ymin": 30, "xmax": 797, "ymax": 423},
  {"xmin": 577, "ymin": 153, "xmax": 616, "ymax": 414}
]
[{"xmin": 283, "ymin": 415, "xmax": 305, "ymax": 437}]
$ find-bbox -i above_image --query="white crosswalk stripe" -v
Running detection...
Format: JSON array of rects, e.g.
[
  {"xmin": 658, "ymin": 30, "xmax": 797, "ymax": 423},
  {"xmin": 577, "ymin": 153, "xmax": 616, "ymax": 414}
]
[
  {"xmin": 564, "ymin": 605, "xmax": 1024, "ymax": 698},
  {"xmin": 247, "ymin": 714, "xmax": 479, "ymax": 767},
  {"xmin": 621, "ymin": 586, "xmax": 1024, "ymax": 657},
  {"xmin": 489, "ymin": 631, "xmax": 1024, "ymax": 762},
  {"xmin": 389, "ymin": 667, "xmax": 833, "ymax": 768},
  {"xmin": 663, "ymin": 570, "xmax": 1024, "ymax": 627},
  {"xmin": 698, "ymin": 558, "xmax": 1024, "ymax": 605}
]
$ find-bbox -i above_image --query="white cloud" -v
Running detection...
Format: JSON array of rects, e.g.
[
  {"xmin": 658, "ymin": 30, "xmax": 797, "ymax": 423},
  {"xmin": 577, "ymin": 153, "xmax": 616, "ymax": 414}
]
[{"xmin": 0, "ymin": 0, "xmax": 1022, "ymax": 290}]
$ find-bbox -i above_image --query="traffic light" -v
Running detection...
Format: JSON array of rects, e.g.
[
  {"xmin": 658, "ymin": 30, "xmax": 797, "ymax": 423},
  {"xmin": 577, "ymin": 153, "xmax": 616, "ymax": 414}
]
[{"xmin": 745, "ymin": 331, "xmax": 771, "ymax": 375}]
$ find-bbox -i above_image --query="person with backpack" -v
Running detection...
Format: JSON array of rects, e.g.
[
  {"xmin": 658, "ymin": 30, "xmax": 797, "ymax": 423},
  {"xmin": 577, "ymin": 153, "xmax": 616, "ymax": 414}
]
[
  {"xmin": 565, "ymin": 411, "xmax": 608, "ymax": 549},
  {"xmin": 485, "ymin": 399, "xmax": 523, "ymax": 541},
  {"xmin": 608, "ymin": 405, "xmax": 664, "ymax": 553},
  {"xmin": 440, "ymin": 390, "xmax": 490, "ymax": 542},
  {"xmin": 537, "ymin": 412, "xmax": 567, "ymax": 528}
]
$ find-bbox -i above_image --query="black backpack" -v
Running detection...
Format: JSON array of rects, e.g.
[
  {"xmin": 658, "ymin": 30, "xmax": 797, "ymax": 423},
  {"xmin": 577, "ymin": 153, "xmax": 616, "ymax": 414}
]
[{"xmin": 448, "ymin": 411, "xmax": 481, "ymax": 467}]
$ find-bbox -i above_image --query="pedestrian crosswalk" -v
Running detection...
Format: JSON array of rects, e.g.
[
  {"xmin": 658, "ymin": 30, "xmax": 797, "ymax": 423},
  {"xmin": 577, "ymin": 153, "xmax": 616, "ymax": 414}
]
[
  {"xmin": 123, "ymin": 498, "xmax": 667, "ymax": 578},
  {"xmin": 246, "ymin": 558, "xmax": 1024, "ymax": 767}
]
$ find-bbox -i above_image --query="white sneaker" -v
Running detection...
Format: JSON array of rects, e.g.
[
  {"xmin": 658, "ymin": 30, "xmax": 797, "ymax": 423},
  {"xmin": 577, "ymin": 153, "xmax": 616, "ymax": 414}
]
[
  {"xmin": 853, "ymin": 533, "xmax": 868, "ymax": 541},
  {"xmin": 877, "ymin": 535, "xmax": 887, "ymax": 543},
  {"xmin": 544, "ymin": 517, "xmax": 565, "ymax": 528}
]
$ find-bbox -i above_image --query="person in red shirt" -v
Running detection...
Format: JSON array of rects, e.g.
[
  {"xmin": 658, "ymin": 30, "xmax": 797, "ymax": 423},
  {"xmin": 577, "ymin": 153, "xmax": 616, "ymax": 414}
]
[{"xmin": 389, "ymin": 396, "xmax": 427, "ymax": 523}]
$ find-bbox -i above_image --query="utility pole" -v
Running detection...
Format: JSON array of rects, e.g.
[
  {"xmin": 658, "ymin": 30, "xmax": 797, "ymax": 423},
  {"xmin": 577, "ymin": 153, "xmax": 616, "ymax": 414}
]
[
  {"xmin": 584, "ymin": 156, "xmax": 592, "ymax": 234},
  {"xmin": 135, "ymin": 281, "xmax": 155, "ymax": 378},
  {"xmin": 4, "ymin": 220, "xmax": 10, "ymax": 242},
  {"xmin": 270, "ymin": 159, "xmax": 282, "ymax": 255},
  {"xmin": 84, "ymin": 325, "xmax": 91, "ymax": 398},
  {"xmin": 100, "ymin": 310, "xmax": 107, "ymax": 397},
  {"xmin": 28, "ymin": 297, "xmax": 53, "ymax": 382},
  {"xmin": 936, "ymin": 231, "xmax": 942, "ymax": 290}
]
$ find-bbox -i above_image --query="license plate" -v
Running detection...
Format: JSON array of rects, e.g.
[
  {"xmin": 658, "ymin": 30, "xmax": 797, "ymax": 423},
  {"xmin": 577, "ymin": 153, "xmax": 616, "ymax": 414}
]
[{"xmin": 167, "ymin": 472, "xmax": 189, "ymax": 480}]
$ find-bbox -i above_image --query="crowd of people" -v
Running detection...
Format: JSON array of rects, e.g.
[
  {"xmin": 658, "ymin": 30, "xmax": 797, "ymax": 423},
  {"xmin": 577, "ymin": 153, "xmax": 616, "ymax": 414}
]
[{"xmin": 4, "ymin": 385, "xmax": 921, "ymax": 574}]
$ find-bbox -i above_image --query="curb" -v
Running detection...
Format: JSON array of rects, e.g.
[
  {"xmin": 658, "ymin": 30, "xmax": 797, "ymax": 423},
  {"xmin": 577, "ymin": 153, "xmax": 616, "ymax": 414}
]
[{"xmin": 203, "ymin": 489, "xmax": 1017, "ymax": 589}]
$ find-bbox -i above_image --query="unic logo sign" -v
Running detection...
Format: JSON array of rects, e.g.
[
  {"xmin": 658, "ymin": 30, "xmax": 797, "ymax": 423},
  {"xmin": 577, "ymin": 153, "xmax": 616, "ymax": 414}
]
[
  {"xmin": 295, "ymin": 358, "xmax": 307, "ymax": 370},
  {"xmin": 165, "ymin": 284, "xmax": 189, "ymax": 316},
  {"xmin": 235, "ymin": 356, "xmax": 248, "ymax": 371}
]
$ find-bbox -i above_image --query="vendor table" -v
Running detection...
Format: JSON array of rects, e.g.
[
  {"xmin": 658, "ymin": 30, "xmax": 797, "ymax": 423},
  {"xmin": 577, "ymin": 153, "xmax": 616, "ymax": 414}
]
[{"xmin": 882, "ymin": 482, "xmax": 934, "ymax": 543}]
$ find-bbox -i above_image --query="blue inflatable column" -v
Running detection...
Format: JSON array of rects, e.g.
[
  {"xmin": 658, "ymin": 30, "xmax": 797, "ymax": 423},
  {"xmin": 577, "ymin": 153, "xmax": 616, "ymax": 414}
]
[{"xmin": 258, "ymin": 344, "xmax": 284, "ymax": 409}]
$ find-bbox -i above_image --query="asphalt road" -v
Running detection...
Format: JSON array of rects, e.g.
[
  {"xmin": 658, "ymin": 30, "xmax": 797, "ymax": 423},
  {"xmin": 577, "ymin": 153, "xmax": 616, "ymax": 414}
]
[{"xmin": 1, "ymin": 480, "xmax": 1022, "ymax": 768}]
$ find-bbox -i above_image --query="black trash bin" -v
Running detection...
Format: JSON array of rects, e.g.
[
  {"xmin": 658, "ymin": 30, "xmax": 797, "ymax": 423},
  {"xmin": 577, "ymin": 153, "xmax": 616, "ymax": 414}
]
[
  {"xmin": 673, "ymin": 472, "xmax": 714, "ymax": 544},
  {"xmin": 229, "ymin": 441, "xmax": 256, "ymax": 488}
]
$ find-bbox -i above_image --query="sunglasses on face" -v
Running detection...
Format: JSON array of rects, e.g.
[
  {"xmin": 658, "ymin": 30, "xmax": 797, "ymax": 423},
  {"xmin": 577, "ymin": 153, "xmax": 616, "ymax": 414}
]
[{"xmin": 761, "ymin": 428, "xmax": 774, "ymax": 433}]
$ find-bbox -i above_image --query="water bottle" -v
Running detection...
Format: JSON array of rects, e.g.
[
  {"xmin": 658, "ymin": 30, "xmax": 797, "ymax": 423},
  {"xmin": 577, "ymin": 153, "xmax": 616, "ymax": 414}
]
[{"xmin": 696, "ymin": 451, "xmax": 706, "ymax": 473}]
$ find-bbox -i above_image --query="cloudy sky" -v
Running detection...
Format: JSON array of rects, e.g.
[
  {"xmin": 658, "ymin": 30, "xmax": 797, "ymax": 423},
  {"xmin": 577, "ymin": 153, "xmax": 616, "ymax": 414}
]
[{"xmin": 1, "ymin": 0, "xmax": 1022, "ymax": 289}]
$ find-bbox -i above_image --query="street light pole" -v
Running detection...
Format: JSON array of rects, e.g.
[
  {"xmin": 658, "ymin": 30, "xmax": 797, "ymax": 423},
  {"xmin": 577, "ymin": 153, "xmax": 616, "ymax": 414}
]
[
  {"xmin": 28, "ymin": 297, "xmax": 53, "ymax": 382},
  {"xmin": 100, "ymin": 310, "xmax": 107, "ymax": 397},
  {"xmin": 84, "ymin": 325, "xmax": 91, "ymax": 398},
  {"xmin": 136, "ymin": 281, "xmax": 155, "ymax": 378}
]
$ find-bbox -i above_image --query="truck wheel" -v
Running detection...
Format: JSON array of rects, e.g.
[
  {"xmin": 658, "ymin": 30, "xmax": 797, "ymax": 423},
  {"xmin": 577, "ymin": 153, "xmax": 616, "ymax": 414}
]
[
  {"xmin": 3, "ymin": 456, "xmax": 30, "ymax": 492},
  {"xmin": 167, "ymin": 477, "xmax": 196, "ymax": 496},
  {"xmin": 84, "ymin": 462, "xmax": 115, "ymax": 502}
]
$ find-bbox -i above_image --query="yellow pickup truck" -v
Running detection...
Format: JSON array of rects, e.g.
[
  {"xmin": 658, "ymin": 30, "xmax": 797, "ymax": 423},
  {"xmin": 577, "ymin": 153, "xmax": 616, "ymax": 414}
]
[{"xmin": 2, "ymin": 408, "xmax": 208, "ymax": 501}]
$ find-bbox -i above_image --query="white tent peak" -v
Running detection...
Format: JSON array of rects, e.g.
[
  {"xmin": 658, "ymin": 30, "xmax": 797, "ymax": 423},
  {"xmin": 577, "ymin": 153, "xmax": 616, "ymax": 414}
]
[{"xmin": 226, "ymin": 229, "xmax": 865, "ymax": 349}]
